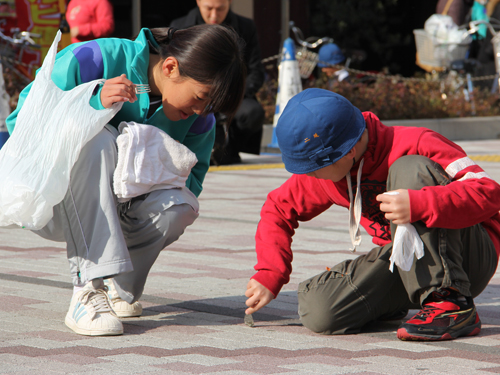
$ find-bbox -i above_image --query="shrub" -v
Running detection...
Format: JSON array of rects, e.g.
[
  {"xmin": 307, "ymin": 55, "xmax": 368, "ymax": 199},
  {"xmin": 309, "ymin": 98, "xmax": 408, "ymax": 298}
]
[{"xmin": 257, "ymin": 73, "xmax": 500, "ymax": 124}]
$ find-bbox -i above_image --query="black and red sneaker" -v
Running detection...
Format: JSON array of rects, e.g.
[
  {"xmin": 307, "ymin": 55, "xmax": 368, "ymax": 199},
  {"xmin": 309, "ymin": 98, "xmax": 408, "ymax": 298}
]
[{"xmin": 397, "ymin": 289, "xmax": 481, "ymax": 341}]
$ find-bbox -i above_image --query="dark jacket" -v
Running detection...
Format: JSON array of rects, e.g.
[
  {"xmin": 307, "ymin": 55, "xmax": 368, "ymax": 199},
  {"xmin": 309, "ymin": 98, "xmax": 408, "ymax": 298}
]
[{"xmin": 170, "ymin": 7, "xmax": 265, "ymax": 98}]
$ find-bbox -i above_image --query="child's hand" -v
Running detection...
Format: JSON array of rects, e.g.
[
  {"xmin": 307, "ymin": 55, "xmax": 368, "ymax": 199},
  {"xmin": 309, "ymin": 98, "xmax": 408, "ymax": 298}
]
[
  {"xmin": 245, "ymin": 279, "xmax": 274, "ymax": 315},
  {"xmin": 376, "ymin": 189, "xmax": 411, "ymax": 224},
  {"xmin": 100, "ymin": 74, "xmax": 138, "ymax": 108},
  {"xmin": 70, "ymin": 27, "xmax": 79, "ymax": 38}
]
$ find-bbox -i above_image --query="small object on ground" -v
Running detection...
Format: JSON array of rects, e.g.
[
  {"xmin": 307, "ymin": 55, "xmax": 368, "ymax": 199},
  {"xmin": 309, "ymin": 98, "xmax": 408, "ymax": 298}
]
[{"xmin": 244, "ymin": 313, "xmax": 255, "ymax": 327}]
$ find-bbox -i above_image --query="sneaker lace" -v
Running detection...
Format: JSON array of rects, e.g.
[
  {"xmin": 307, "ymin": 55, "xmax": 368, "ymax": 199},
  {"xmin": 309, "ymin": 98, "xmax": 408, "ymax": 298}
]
[
  {"xmin": 415, "ymin": 304, "xmax": 439, "ymax": 320},
  {"xmin": 79, "ymin": 288, "xmax": 114, "ymax": 320}
]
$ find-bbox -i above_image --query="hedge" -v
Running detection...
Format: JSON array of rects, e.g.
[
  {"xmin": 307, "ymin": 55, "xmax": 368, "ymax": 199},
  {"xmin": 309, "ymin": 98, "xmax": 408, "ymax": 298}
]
[{"xmin": 256, "ymin": 73, "xmax": 500, "ymax": 124}]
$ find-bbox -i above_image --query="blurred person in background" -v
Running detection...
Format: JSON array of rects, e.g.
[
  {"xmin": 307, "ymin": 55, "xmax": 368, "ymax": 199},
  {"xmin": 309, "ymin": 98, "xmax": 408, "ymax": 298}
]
[
  {"xmin": 317, "ymin": 42, "xmax": 349, "ymax": 83},
  {"xmin": 473, "ymin": 0, "xmax": 500, "ymax": 89},
  {"xmin": 436, "ymin": 0, "xmax": 474, "ymax": 26},
  {"xmin": 66, "ymin": 0, "xmax": 114, "ymax": 44},
  {"xmin": 171, "ymin": 0, "xmax": 265, "ymax": 165}
]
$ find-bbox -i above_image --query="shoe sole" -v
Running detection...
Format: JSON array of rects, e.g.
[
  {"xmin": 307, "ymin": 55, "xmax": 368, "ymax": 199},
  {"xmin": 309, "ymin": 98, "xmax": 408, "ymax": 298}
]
[
  {"xmin": 114, "ymin": 311, "xmax": 142, "ymax": 318},
  {"xmin": 397, "ymin": 321, "xmax": 481, "ymax": 341},
  {"xmin": 111, "ymin": 302, "xmax": 143, "ymax": 318},
  {"xmin": 65, "ymin": 316, "xmax": 123, "ymax": 336}
]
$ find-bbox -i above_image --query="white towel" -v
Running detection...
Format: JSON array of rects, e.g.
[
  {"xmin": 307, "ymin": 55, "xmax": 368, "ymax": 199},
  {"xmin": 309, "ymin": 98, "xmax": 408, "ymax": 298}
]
[
  {"xmin": 383, "ymin": 192, "xmax": 425, "ymax": 272},
  {"xmin": 113, "ymin": 121, "xmax": 198, "ymax": 202},
  {"xmin": 389, "ymin": 223, "xmax": 425, "ymax": 272}
]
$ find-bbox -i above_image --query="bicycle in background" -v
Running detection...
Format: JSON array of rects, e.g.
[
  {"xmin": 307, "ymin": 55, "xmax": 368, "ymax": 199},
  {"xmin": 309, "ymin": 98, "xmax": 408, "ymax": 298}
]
[
  {"xmin": 0, "ymin": 20, "xmax": 41, "ymax": 85},
  {"xmin": 289, "ymin": 21, "xmax": 366, "ymax": 81}
]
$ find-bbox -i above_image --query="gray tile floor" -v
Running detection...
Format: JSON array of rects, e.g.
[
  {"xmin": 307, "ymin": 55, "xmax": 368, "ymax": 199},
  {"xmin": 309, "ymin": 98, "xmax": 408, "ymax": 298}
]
[{"xmin": 1, "ymin": 139, "xmax": 500, "ymax": 374}]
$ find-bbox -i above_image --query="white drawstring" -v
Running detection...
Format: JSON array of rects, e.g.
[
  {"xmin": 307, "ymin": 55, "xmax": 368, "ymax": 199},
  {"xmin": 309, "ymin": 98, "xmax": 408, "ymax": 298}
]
[{"xmin": 346, "ymin": 159, "xmax": 364, "ymax": 252}]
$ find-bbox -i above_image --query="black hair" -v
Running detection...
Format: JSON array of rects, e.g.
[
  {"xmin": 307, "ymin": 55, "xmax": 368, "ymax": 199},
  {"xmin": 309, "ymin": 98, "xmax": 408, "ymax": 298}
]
[{"xmin": 150, "ymin": 24, "xmax": 246, "ymax": 120}]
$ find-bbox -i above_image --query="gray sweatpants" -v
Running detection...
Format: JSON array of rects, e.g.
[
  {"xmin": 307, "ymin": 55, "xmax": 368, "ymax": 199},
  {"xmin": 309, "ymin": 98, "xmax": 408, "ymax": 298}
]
[
  {"xmin": 298, "ymin": 155, "xmax": 498, "ymax": 335},
  {"xmin": 34, "ymin": 125, "xmax": 199, "ymax": 303}
]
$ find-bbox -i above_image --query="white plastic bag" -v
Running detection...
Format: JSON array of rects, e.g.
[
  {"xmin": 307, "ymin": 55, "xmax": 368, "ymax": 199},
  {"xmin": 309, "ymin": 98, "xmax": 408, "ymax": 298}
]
[
  {"xmin": 424, "ymin": 14, "xmax": 471, "ymax": 44},
  {"xmin": 0, "ymin": 30, "xmax": 122, "ymax": 230},
  {"xmin": 425, "ymin": 14, "xmax": 458, "ymax": 42},
  {"xmin": 383, "ymin": 192, "xmax": 425, "ymax": 272}
]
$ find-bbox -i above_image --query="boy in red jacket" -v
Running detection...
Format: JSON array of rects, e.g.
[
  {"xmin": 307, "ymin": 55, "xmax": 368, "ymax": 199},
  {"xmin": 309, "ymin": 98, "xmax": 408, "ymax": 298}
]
[{"xmin": 245, "ymin": 88, "xmax": 500, "ymax": 341}]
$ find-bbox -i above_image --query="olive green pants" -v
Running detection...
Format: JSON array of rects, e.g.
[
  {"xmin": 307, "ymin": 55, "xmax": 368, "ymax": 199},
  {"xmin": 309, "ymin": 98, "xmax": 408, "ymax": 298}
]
[{"xmin": 298, "ymin": 155, "xmax": 498, "ymax": 335}]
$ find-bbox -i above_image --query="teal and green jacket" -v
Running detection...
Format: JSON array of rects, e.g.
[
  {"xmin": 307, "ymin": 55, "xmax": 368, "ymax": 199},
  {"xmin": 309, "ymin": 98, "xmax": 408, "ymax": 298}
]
[{"xmin": 6, "ymin": 28, "xmax": 215, "ymax": 197}]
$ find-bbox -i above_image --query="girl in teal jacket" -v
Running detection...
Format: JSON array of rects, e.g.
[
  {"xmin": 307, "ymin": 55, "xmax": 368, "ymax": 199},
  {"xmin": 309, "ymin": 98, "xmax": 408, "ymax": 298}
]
[{"xmin": 6, "ymin": 25, "xmax": 245, "ymax": 336}]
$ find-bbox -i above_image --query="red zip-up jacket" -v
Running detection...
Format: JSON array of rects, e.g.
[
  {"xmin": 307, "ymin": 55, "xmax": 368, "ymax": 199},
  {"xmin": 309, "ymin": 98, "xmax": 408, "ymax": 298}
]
[
  {"xmin": 252, "ymin": 112, "xmax": 500, "ymax": 297},
  {"xmin": 67, "ymin": 0, "xmax": 114, "ymax": 44}
]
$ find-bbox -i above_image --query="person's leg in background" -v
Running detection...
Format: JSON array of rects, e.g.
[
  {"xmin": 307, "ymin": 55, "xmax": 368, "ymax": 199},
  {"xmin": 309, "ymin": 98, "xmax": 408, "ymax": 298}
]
[{"xmin": 211, "ymin": 97, "xmax": 265, "ymax": 165}]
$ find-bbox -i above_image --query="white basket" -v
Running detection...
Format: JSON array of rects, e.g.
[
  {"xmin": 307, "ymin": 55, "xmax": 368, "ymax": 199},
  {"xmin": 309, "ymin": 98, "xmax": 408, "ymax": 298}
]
[
  {"xmin": 414, "ymin": 29, "xmax": 470, "ymax": 68},
  {"xmin": 296, "ymin": 46, "xmax": 319, "ymax": 79}
]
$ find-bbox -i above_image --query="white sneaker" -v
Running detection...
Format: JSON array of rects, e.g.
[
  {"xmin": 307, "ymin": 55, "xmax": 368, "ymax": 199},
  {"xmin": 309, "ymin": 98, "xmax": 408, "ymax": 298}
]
[
  {"xmin": 104, "ymin": 279, "xmax": 143, "ymax": 318},
  {"xmin": 65, "ymin": 279, "xmax": 123, "ymax": 336}
]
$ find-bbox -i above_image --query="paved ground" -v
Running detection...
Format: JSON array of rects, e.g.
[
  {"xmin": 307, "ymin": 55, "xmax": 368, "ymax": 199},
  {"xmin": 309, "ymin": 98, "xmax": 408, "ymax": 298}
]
[{"xmin": 1, "ymin": 139, "xmax": 500, "ymax": 374}]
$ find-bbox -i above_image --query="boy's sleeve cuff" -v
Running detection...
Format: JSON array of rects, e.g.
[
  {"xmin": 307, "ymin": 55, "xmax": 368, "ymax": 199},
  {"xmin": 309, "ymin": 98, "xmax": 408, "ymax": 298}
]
[
  {"xmin": 251, "ymin": 270, "xmax": 287, "ymax": 298},
  {"xmin": 408, "ymin": 189, "xmax": 425, "ymax": 223}
]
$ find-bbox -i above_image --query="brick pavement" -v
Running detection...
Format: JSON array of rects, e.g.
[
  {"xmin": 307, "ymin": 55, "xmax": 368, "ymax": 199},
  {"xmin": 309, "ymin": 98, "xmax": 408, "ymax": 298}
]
[{"xmin": 1, "ymin": 140, "xmax": 500, "ymax": 374}]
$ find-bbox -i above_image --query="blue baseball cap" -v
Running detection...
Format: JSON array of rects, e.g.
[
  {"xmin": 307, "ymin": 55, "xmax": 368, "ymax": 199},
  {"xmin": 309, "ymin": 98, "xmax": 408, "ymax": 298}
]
[
  {"xmin": 276, "ymin": 89, "xmax": 366, "ymax": 174},
  {"xmin": 318, "ymin": 43, "xmax": 345, "ymax": 67}
]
